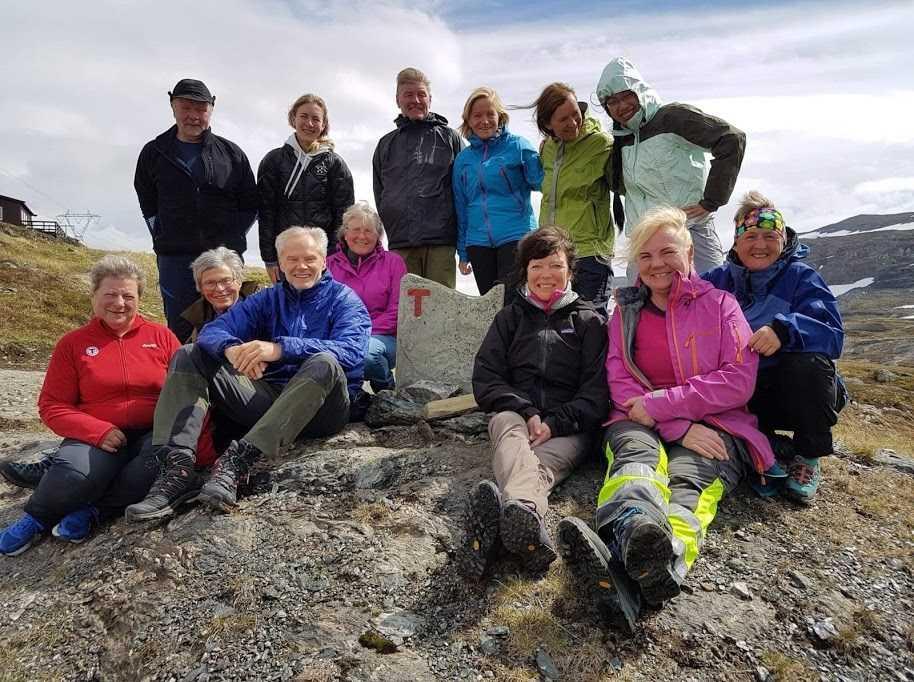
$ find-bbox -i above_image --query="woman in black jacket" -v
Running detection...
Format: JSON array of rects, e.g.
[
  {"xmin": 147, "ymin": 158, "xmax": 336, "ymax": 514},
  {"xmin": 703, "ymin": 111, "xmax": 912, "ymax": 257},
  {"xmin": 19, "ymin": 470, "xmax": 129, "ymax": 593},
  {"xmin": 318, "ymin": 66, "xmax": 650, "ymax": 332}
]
[
  {"xmin": 258, "ymin": 94, "xmax": 355, "ymax": 283},
  {"xmin": 462, "ymin": 226, "xmax": 610, "ymax": 578}
]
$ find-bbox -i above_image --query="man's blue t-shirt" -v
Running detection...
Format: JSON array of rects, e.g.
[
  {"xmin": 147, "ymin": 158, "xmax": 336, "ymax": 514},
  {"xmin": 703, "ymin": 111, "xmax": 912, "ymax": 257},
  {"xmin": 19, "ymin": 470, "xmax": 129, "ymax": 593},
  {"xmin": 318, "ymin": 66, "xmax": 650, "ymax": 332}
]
[{"xmin": 175, "ymin": 139, "xmax": 205, "ymax": 183}]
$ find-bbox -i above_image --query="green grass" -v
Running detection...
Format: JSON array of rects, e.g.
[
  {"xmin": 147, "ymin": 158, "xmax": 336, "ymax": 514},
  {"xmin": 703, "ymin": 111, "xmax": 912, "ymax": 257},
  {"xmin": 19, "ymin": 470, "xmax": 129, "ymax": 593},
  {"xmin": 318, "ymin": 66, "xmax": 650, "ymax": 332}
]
[{"xmin": 0, "ymin": 223, "xmax": 266, "ymax": 369}]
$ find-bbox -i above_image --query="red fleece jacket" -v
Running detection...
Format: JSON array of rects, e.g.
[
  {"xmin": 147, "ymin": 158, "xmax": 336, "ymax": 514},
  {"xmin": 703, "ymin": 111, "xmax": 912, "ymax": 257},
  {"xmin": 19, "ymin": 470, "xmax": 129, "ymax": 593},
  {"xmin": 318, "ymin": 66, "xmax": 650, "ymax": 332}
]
[{"xmin": 37, "ymin": 316, "xmax": 217, "ymax": 465}]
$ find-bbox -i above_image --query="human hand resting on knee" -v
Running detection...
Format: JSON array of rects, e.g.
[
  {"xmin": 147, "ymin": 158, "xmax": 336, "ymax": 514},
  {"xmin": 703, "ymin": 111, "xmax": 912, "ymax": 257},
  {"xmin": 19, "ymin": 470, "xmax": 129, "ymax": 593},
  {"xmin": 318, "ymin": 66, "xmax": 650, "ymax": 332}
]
[
  {"xmin": 622, "ymin": 396, "xmax": 656, "ymax": 428},
  {"xmin": 748, "ymin": 325, "xmax": 781, "ymax": 356},
  {"xmin": 682, "ymin": 423, "xmax": 729, "ymax": 461},
  {"xmin": 225, "ymin": 341, "xmax": 282, "ymax": 380},
  {"xmin": 526, "ymin": 415, "xmax": 552, "ymax": 447},
  {"xmin": 98, "ymin": 427, "xmax": 127, "ymax": 453}
]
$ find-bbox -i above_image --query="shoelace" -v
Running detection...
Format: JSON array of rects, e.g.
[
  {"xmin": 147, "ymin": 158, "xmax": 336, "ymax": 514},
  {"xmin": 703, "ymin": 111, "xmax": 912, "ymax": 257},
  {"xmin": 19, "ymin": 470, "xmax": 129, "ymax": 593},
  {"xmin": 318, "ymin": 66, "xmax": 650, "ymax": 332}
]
[
  {"xmin": 790, "ymin": 462, "xmax": 817, "ymax": 485},
  {"xmin": 151, "ymin": 465, "xmax": 194, "ymax": 498}
]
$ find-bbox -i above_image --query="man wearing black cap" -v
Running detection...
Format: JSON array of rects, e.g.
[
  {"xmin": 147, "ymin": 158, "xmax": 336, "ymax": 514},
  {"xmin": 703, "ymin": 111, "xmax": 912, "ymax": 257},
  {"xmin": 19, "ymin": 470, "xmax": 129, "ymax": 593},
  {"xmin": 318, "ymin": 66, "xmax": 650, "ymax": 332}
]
[{"xmin": 134, "ymin": 78, "xmax": 258, "ymax": 341}]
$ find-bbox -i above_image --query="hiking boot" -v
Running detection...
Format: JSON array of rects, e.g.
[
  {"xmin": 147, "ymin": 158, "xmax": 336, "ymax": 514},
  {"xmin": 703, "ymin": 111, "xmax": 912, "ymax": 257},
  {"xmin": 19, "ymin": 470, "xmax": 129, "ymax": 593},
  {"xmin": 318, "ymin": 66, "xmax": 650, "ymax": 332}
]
[
  {"xmin": 52, "ymin": 506, "xmax": 98, "ymax": 544},
  {"xmin": 500, "ymin": 500, "xmax": 557, "ymax": 574},
  {"xmin": 784, "ymin": 455, "xmax": 821, "ymax": 504},
  {"xmin": 0, "ymin": 514, "xmax": 44, "ymax": 556},
  {"xmin": 198, "ymin": 440, "xmax": 262, "ymax": 512},
  {"xmin": 1, "ymin": 455, "xmax": 53, "ymax": 489},
  {"xmin": 457, "ymin": 480, "xmax": 503, "ymax": 580},
  {"xmin": 125, "ymin": 448, "xmax": 201, "ymax": 522},
  {"xmin": 750, "ymin": 461, "xmax": 789, "ymax": 498},
  {"xmin": 557, "ymin": 517, "xmax": 628, "ymax": 616},
  {"xmin": 608, "ymin": 508, "xmax": 680, "ymax": 605}
]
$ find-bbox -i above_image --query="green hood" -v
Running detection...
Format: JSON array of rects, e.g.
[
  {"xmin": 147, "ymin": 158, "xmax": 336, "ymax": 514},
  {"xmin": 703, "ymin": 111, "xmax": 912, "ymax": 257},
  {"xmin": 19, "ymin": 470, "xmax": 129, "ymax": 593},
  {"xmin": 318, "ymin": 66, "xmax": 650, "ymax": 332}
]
[{"xmin": 595, "ymin": 56, "xmax": 663, "ymax": 132}]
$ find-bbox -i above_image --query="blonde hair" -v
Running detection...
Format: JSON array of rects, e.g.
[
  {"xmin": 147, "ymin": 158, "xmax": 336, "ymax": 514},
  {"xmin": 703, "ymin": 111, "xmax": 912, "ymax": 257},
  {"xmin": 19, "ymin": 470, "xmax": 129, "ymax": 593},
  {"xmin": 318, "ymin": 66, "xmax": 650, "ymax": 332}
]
[
  {"xmin": 459, "ymin": 87, "xmax": 509, "ymax": 138},
  {"xmin": 287, "ymin": 94, "xmax": 329, "ymax": 138},
  {"xmin": 89, "ymin": 255, "xmax": 145, "ymax": 297},
  {"xmin": 626, "ymin": 206, "xmax": 691, "ymax": 265},
  {"xmin": 396, "ymin": 67, "xmax": 430, "ymax": 93},
  {"xmin": 734, "ymin": 190, "xmax": 776, "ymax": 225}
]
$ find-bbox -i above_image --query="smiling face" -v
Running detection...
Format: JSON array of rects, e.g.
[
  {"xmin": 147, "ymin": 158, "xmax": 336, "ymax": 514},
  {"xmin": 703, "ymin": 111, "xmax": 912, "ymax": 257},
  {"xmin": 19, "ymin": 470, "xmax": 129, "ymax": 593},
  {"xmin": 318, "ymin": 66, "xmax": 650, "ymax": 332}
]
[
  {"xmin": 343, "ymin": 217, "xmax": 380, "ymax": 257},
  {"xmin": 468, "ymin": 96, "xmax": 499, "ymax": 140},
  {"xmin": 279, "ymin": 234, "xmax": 326, "ymax": 290},
  {"xmin": 396, "ymin": 80, "xmax": 431, "ymax": 121},
  {"xmin": 734, "ymin": 228, "xmax": 785, "ymax": 272},
  {"xmin": 200, "ymin": 265, "xmax": 241, "ymax": 313},
  {"xmin": 526, "ymin": 251, "xmax": 570, "ymax": 302},
  {"xmin": 293, "ymin": 101, "xmax": 326, "ymax": 147},
  {"xmin": 548, "ymin": 94, "xmax": 583, "ymax": 142},
  {"xmin": 602, "ymin": 89, "xmax": 640, "ymax": 125},
  {"xmin": 637, "ymin": 227, "xmax": 693, "ymax": 296},
  {"xmin": 171, "ymin": 97, "xmax": 212, "ymax": 142},
  {"xmin": 92, "ymin": 277, "xmax": 139, "ymax": 335}
]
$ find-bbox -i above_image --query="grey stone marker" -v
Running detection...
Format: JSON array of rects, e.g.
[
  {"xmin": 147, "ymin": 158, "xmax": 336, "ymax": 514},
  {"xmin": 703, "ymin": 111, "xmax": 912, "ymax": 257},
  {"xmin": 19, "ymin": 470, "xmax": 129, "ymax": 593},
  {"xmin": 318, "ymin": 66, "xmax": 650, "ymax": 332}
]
[{"xmin": 395, "ymin": 274, "xmax": 503, "ymax": 393}]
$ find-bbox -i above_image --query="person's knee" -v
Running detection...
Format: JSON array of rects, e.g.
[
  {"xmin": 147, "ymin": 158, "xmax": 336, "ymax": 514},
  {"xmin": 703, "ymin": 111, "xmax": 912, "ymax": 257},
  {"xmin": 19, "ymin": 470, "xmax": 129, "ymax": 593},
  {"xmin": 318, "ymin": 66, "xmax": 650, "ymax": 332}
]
[
  {"xmin": 489, "ymin": 411, "xmax": 524, "ymax": 439},
  {"xmin": 170, "ymin": 343, "xmax": 204, "ymax": 371},
  {"xmin": 298, "ymin": 352, "xmax": 345, "ymax": 387}
]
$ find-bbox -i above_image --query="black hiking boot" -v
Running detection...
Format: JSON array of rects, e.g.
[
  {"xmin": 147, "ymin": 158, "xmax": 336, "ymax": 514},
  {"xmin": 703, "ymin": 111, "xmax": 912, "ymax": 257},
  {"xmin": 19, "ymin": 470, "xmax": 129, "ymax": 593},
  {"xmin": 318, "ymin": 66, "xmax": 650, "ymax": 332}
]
[
  {"xmin": 609, "ymin": 509, "xmax": 680, "ymax": 605},
  {"xmin": 198, "ymin": 440, "xmax": 262, "ymax": 512},
  {"xmin": 500, "ymin": 500, "xmax": 558, "ymax": 574},
  {"xmin": 457, "ymin": 480, "xmax": 503, "ymax": 580},
  {"xmin": 1, "ymin": 455, "xmax": 53, "ymax": 489},
  {"xmin": 125, "ymin": 448, "xmax": 201, "ymax": 522},
  {"xmin": 557, "ymin": 516, "xmax": 642, "ymax": 631}
]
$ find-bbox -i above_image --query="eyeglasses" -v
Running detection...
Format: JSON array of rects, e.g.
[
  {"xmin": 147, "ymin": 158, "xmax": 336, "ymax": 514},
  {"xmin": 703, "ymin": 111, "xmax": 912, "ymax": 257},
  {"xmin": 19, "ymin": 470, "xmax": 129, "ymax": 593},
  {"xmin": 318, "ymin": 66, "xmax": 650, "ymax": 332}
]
[{"xmin": 202, "ymin": 277, "xmax": 237, "ymax": 291}]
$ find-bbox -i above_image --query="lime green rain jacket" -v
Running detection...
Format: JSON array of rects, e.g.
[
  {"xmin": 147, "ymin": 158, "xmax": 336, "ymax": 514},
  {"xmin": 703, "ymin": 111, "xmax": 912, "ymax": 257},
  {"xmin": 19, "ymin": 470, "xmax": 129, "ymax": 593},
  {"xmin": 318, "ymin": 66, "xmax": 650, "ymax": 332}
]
[
  {"xmin": 596, "ymin": 57, "xmax": 746, "ymax": 235},
  {"xmin": 539, "ymin": 108, "xmax": 615, "ymax": 259}
]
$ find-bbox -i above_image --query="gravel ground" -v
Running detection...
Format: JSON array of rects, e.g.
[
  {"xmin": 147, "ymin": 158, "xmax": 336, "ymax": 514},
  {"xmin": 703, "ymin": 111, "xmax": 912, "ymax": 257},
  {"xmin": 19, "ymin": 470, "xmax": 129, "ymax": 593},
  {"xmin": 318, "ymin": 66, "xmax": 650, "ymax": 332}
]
[{"xmin": 0, "ymin": 369, "xmax": 913, "ymax": 681}]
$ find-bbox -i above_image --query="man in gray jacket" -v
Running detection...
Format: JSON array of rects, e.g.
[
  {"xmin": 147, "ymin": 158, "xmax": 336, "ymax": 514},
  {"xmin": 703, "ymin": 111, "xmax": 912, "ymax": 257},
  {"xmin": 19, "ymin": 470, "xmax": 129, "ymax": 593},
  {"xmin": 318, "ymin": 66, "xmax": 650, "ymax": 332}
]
[{"xmin": 372, "ymin": 68, "xmax": 463, "ymax": 288}]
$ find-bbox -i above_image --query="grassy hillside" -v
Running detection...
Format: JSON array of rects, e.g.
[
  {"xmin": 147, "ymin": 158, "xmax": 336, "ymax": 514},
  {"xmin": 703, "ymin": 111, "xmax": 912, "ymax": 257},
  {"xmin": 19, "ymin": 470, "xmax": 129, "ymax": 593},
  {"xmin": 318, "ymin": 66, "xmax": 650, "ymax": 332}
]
[{"xmin": 0, "ymin": 223, "xmax": 267, "ymax": 369}]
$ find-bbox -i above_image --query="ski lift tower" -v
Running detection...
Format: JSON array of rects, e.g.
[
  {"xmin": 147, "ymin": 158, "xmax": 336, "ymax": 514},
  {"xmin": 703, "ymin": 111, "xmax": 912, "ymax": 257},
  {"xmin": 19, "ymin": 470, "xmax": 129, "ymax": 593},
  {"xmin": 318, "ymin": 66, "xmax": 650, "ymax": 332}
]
[{"xmin": 56, "ymin": 210, "xmax": 100, "ymax": 241}]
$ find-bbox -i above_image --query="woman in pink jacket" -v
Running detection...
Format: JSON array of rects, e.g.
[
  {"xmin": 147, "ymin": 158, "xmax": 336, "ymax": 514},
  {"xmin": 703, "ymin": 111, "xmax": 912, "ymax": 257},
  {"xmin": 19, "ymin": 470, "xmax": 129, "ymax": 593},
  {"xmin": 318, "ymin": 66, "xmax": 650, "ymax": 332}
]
[
  {"xmin": 557, "ymin": 206, "xmax": 783, "ymax": 615},
  {"xmin": 326, "ymin": 201, "xmax": 407, "ymax": 393}
]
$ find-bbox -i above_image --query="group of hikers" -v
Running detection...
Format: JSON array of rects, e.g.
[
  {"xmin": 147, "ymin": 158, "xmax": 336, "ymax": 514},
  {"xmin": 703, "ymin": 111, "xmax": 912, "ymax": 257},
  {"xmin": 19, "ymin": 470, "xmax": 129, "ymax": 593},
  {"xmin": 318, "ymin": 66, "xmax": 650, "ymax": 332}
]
[{"xmin": 0, "ymin": 58, "xmax": 847, "ymax": 625}]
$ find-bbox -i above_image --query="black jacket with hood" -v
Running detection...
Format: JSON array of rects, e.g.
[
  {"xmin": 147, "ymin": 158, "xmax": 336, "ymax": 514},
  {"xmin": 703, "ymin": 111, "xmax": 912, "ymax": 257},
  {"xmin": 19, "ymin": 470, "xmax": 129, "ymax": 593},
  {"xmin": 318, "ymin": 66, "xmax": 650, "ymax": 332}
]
[
  {"xmin": 472, "ymin": 290, "xmax": 610, "ymax": 437},
  {"xmin": 372, "ymin": 113, "xmax": 464, "ymax": 250},
  {"xmin": 257, "ymin": 137, "xmax": 355, "ymax": 265},
  {"xmin": 134, "ymin": 126, "xmax": 258, "ymax": 257}
]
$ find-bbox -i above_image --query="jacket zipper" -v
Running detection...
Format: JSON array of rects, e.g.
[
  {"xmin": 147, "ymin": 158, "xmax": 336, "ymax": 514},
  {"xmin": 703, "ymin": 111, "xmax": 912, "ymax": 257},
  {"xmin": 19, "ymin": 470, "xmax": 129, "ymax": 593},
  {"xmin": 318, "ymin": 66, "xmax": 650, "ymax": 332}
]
[
  {"xmin": 499, "ymin": 167, "xmax": 525, "ymax": 210},
  {"xmin": 118, "ymin": 336, "xmax": 130, "ymax": 430},
  {"xmin": 666, "ymin": 278, "xmax": 688, "ymax": 384},
  {"xmin": 683, "ymin": 333, "xmax": 699, "ymax": 375},
  {"xmin": 730, "ymin": 322, "xmax": 744, "ymax": 364}
]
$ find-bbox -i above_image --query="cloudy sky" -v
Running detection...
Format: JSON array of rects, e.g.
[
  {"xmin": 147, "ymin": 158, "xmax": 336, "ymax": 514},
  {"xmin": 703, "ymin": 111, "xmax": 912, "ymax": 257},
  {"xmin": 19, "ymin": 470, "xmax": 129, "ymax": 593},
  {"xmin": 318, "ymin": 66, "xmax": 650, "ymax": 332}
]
[{"xmin": 2, "ymin": 0, "xmax": 913, "ymax": 277}]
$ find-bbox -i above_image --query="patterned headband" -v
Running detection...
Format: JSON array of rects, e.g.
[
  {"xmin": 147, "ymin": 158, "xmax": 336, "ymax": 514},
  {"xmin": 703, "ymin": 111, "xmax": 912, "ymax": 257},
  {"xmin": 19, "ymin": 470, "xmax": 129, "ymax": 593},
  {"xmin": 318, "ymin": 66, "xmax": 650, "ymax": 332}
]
[{"xmin": 734, "ymin": 207, "xmax": 785, "ymax": 238}]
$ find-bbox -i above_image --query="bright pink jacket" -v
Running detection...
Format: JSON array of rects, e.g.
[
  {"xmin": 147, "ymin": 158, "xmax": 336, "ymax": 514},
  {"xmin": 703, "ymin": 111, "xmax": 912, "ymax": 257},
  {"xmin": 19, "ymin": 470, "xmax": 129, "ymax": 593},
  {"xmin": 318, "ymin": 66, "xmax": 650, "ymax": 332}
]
[
  {"xmin": 326, "ymin": 244, "xmax": 407, "ymax": 337},
  {"xmin": 606, "ymin": 271, "xmax": 775, "ymax": 473}
]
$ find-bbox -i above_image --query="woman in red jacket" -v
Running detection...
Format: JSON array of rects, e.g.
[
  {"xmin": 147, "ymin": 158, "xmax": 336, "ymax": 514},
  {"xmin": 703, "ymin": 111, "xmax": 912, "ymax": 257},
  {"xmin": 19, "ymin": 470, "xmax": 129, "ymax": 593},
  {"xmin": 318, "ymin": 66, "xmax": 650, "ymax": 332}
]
[{"xmin": 0, "ymin": 256, "xmax": 181, "ymax": 556}]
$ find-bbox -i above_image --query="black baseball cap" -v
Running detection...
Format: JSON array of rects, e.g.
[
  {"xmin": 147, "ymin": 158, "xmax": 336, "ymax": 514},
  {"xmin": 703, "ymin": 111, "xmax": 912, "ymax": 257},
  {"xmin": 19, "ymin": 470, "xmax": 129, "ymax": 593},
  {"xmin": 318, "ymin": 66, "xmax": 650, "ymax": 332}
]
[{"xmin": 168, "ymin": 79, "xmax": 215, "ymax": 104}]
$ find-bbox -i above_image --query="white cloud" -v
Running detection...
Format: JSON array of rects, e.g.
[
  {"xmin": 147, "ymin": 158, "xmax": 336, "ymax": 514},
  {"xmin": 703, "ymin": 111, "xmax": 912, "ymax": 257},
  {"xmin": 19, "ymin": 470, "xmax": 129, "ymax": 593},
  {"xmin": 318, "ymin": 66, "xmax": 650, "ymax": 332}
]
[{"xmin": 0, "ymin": 0, "xmax": 912, "ymax": 270}]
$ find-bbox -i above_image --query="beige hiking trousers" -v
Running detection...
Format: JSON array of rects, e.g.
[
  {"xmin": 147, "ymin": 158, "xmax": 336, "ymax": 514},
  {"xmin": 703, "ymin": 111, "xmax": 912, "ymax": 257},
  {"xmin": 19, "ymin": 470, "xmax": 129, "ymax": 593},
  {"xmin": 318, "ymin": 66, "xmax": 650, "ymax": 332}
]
[{"xmin": 489, "ymin": 411, "xmax": 591, "ymax": 517}]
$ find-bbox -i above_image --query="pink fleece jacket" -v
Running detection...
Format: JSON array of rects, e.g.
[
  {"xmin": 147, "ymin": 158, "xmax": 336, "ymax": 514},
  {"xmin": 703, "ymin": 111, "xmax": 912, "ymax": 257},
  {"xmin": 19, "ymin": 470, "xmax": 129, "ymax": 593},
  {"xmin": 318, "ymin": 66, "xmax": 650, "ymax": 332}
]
[
  {"xmin": 326, "ymin": 244, "xmax": 407, "ymax": 337},
  {"xmin": 606, "ymin": 271, "xmax": 775, "ymax": 473}
]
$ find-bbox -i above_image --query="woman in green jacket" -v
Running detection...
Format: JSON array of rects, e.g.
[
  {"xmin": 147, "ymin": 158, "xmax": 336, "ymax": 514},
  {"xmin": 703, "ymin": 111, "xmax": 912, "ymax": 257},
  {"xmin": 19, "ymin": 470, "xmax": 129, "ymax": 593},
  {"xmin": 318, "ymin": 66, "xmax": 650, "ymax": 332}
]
[{"xmin": 533, "ymin": 82, "xmax": 615, "ymax": 308}]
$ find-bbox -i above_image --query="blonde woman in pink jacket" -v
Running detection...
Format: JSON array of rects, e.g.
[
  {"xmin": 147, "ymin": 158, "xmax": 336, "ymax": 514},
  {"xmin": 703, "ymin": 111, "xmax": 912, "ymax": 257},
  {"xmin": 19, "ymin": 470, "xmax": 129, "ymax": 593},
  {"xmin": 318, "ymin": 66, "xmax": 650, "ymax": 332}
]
[{"xmin": 557, "ymin": 206, "xmax": 784, "ymax": 618}]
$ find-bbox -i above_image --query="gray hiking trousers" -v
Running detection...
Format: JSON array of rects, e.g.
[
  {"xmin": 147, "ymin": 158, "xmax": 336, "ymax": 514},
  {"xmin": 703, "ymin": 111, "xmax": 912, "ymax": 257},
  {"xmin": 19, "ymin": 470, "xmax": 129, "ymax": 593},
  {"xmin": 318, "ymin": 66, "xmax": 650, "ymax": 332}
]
[
  {"xmin": 595, "ymin": 420, "xmax": 750, "ymax": 580},
  {"xmin": 25, "ymin": 432, "xmax": 157, "ymax": 525},
  {"xmin": 153, "ymin": 344, "xmax": 349, "ymax": 459}
]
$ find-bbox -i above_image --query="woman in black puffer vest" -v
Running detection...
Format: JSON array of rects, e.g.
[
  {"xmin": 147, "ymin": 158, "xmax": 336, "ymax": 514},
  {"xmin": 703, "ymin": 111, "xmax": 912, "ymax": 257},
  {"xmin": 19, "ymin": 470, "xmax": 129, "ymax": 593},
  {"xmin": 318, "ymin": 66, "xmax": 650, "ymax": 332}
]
[{"xmin": 258, "ymin": 93, "xmax": 355, "ymax": 282}]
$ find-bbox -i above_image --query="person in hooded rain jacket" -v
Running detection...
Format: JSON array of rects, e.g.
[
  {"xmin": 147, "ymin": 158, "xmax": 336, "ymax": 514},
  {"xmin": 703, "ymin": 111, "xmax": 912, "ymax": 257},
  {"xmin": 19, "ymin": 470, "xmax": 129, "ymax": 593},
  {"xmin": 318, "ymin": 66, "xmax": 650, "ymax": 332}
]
[
  {"xmin": 452, "ymin": 87, "xmax": 544, "ymax": 298},
  {"xmin": 703, "ymin": 191, "xmax": 845, "ymax": 504},
  {"xmin": 534, "ymin": 83, "xmax": 615, "ymax": 308},
  {"xmin": 372, "ymin": 68, "xmax": 464, "ymax": 289},
  {"xmin": 595, "ymin": 57, "xmax": 746, "ymax": 281},
  {"xmin": 258, "ymin": 93, "xmax": 355, "ymax": 283},
  {"xmin": 326, "ymin": 202, "xmax": 407, "ymax": 393},
  {"xmin": 556, "ymin": 207, "xmax": 783, "ymax": 617},
  {"xmin": 461, "ymin": 226, "xmax": 609, "ymax": 579}
]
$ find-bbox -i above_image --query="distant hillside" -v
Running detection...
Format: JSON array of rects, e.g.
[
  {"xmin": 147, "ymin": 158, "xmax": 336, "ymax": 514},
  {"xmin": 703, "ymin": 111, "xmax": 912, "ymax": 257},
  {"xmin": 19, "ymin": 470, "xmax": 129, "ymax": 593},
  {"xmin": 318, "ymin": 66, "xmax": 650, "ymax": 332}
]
[{"xmin": 800, "ymin": 212, "xmax": 914, "ymax": 365}]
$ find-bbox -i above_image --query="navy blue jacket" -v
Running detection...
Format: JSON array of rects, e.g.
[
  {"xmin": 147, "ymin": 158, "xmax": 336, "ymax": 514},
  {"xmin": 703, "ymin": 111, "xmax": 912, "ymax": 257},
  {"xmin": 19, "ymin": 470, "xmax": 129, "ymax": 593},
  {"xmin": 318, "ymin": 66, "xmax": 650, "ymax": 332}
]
[
  {"xmin": 197, "ymin": 271, "xmax": 371, "ymax": 396},
  {"xmin": 452, "ymin": 127, "xmax": 543, "ymax": 261},
  {"xmin": 702, "ymin": 228, "xmax": 844, "ymax": 368}
]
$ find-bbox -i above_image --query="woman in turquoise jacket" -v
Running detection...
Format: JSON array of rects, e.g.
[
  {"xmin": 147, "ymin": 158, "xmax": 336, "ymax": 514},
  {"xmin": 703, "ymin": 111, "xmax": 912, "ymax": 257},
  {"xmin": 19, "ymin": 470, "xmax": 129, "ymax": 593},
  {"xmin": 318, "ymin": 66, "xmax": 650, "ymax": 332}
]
[{"xmin": 453, "ymin": 87, "xmax": 544, "ymax": 297}]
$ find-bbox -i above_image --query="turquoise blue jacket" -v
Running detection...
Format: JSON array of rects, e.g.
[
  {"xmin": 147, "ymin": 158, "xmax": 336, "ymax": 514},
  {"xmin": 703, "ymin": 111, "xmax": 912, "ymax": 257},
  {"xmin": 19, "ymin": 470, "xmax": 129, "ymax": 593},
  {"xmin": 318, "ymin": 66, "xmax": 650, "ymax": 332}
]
[{"xmin": 452, "ymin": 127, "xmax": 543, "ymax": 261}]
